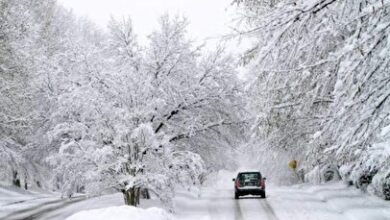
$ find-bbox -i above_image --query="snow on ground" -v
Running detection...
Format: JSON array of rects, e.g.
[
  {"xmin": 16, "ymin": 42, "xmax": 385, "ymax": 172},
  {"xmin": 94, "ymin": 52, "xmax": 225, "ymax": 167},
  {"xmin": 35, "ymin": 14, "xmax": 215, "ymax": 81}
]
[
  {"xmin": 0, "ymin": 185, "xmax": 61, "ymax": 219},
  {"xmin": 173, "ymin": 170, "xmax": 390, "ymax": 220},
  {"xmin": 65, "ymin": 206, "xmax": 171, "ymax": 220},
  {"xmin": 2, "ymin": 171, "xmax": 390, "ymax": 220},
  {"xmin": 269, "ymin": 183, "xmax": 390, "ymax": 220}
]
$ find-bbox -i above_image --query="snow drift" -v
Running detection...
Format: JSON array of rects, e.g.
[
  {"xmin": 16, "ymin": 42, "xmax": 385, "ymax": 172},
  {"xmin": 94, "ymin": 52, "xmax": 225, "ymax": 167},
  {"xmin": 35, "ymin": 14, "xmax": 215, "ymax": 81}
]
[{"xmin": 66, "ymin": 206, "xmax": 171, "ymax": 220}]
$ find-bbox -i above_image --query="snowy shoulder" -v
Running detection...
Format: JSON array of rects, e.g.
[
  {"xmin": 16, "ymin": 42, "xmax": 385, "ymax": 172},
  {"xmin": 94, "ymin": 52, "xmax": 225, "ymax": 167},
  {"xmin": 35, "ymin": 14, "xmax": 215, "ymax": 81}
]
[{"xmin": 66, "ymin": 206, "xmax": 172, "ymax": 220}]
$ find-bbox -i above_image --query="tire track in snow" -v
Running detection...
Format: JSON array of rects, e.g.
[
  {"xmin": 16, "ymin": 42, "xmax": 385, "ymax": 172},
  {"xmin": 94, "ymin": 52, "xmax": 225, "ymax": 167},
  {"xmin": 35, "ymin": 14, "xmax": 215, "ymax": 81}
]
[
  {"xmin": 236, "ymin": 196, "xmax": 278, "ymax": 220},
  {"xmin": 2, "ymin": 196, "xmax": 54, "ymax": 207},
  {"xmin": 258, "ymin": 198, "xmax": 278, "ymax": 220},
  {"xmin": 234, "ymin": 199, "xmax": 243, "ymax": 220},
  {"xmin": 206, "ymin": 189, "xmax": 244, "ymax": 220},
  {"xmin": 2, "ymin": 196, "xmax": 86, "ymax": 220}
]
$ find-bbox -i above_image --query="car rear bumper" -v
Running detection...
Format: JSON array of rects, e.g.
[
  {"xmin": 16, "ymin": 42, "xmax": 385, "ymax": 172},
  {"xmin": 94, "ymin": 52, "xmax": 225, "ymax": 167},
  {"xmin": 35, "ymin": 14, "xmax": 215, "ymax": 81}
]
[{"xmin": 235, "ymin": 187, "xmax": 265, "ymax": 196}]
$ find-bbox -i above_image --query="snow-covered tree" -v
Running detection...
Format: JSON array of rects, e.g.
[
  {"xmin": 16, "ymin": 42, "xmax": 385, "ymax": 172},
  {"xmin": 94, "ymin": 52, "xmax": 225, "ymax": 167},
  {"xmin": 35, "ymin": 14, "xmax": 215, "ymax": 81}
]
[
  {"xmin": 0, "ymin": 0, "xmax": 60, "ymax": 189},
  {"xmin": 1, "ymin": 0, "xmax": 247, "ymax": 210},
  {"xmin": 235, "ymin": 0, "xmax": 390, "ymax": 196}
]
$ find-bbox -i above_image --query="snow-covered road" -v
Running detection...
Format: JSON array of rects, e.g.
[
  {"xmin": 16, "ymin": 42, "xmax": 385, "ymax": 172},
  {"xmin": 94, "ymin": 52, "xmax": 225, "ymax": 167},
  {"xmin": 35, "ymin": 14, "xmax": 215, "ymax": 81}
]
[
  {"xmin": 0, "ymin": 193, "xmax": 124, "ymax": 220},
  {"xmin": 174, "ymin": 188, "xmax": 277, "ymax": 220},
  {"xmin": 2, "ymin": 182, "xmax": 390, "ymax": 220},
  {"xmin": 174, "ymin": 183, "xmax": 390, "ymax": 220}
]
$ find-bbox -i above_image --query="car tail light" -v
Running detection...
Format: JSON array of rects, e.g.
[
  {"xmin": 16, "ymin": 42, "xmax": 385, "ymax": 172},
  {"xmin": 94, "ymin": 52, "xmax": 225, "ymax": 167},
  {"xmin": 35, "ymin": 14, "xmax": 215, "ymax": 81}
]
[
  {"xmin": 235, "ymin": 180, "xmax": 241, "ymax": 188},
  {"xmin": 261, "ymin": 179, "xmax": 265, "ymax": 188}
]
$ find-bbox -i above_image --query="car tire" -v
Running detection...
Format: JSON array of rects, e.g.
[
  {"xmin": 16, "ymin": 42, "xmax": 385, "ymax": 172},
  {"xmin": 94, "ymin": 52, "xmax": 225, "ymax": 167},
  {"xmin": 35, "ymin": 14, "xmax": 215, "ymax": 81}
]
[
  {"xmin": 234, "ymin": 193, "xmax": 239, "ymax": 199},
  {"xmin": 261, "ymin": 191, "xmax": 266, "ymax": 198}
]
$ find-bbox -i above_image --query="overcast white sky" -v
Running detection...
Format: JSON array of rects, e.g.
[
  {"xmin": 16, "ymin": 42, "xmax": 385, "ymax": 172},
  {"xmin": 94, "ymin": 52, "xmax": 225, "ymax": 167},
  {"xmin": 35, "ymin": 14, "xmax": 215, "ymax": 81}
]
[{"xmin": 58, "ymin": 0, "xmax": 235, "ymax": 46}]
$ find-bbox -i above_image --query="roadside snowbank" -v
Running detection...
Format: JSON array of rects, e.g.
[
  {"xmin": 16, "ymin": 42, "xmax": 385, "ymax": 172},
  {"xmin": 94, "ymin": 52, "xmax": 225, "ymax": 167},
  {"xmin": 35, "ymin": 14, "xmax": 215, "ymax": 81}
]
[
  {"xmin": 66, "ymin": 206, "xmax": 171, "ymax": 220},
  {"xmin": 269, "ymin": 182, "xmax": 390, "ymax": 220}
]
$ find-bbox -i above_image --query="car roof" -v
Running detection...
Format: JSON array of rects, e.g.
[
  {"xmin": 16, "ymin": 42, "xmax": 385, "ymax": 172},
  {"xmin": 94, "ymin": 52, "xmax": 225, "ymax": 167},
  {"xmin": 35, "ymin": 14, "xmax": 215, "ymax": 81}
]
[{"xmin": 238, "ymin": 171, "xmax": 261, "ymax": 174}]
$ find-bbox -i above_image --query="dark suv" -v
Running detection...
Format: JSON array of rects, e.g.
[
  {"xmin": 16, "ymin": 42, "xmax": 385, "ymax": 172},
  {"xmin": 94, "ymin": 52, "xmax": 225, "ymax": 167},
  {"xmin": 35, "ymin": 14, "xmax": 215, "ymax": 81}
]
[{"xmin": 233, "ymin": 171, "xmax": 266, "ymax": 199}]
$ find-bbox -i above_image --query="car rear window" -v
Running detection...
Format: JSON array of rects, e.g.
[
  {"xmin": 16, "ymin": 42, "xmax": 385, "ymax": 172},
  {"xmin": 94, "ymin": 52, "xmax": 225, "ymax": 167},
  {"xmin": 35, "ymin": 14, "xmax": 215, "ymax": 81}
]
[{"xmin": 238, "ymin": 172, "xmax": 261, "ymax": 181}]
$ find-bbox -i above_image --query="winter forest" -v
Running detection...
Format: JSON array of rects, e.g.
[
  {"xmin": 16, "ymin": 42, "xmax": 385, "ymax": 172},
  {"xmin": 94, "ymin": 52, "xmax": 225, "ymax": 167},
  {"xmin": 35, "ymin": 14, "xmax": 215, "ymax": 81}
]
[{"xmin": 1, "ymin": 0, "xmax": 390, "ymax": 217}]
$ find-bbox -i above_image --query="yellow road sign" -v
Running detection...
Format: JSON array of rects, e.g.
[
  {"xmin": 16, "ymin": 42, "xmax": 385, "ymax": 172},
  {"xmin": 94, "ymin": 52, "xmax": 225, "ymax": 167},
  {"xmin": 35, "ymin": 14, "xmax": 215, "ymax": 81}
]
[{"xmin": 289, "ymin": 160, "xmax": 298, "ymax": 170}]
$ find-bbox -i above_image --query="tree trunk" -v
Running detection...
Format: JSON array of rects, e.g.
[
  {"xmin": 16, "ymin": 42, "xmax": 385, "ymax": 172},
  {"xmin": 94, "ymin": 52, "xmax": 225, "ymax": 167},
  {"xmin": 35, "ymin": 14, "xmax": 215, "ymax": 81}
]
[
  {"xmin": 141, "ymin": 188, "xmax": 150, "ymax": 199},
  {"xmin": 12, "ymin": 171, "xmax": 21, "ymax": 188},
  {"xmin": 24, "ymin": 175, "xmax": 28, "ymax": 190},
  {"xmin": 122, "ymin": 187, "xmax": 141, "ymax": 206}
]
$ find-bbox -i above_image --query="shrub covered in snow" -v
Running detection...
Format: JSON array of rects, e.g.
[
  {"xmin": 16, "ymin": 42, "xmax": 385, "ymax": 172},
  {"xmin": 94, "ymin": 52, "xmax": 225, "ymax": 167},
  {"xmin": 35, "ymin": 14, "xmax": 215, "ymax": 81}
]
[
  {"xmin": 304, "ymin": 164, "xmax": 341, "ymax": 184},
  {"xmin": 339, "ymin": 164, "xmax": 354, "ymax": 186},
  {"xmin": 372, "ymin": 169, "xmax": 390, "ymax": 200},
  {"xmin": 365, "ymin": 140, "xmax": 390, "ymax": 199},
  {"xmin": 340, "ymin": 139, "xmax": 390, "ymax": 198}
]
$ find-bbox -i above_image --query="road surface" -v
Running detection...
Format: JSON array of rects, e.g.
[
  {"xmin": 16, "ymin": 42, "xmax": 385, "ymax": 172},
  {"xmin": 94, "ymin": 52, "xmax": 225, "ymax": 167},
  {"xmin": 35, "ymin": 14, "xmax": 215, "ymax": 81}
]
[
  {"xmin": 1, "ymin": 183, "xmax": 390, "ymax": 220},
  {"xmin": 2, "ymin": 196, "xmax": 85, "ymax": 220},
  {"xmin": 174, "ymin": 184, "xmax": 390, "ymax": 220},
  {"xmin": 174, "ymin": 188, "xmax": 278, "ymax": 220}
]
